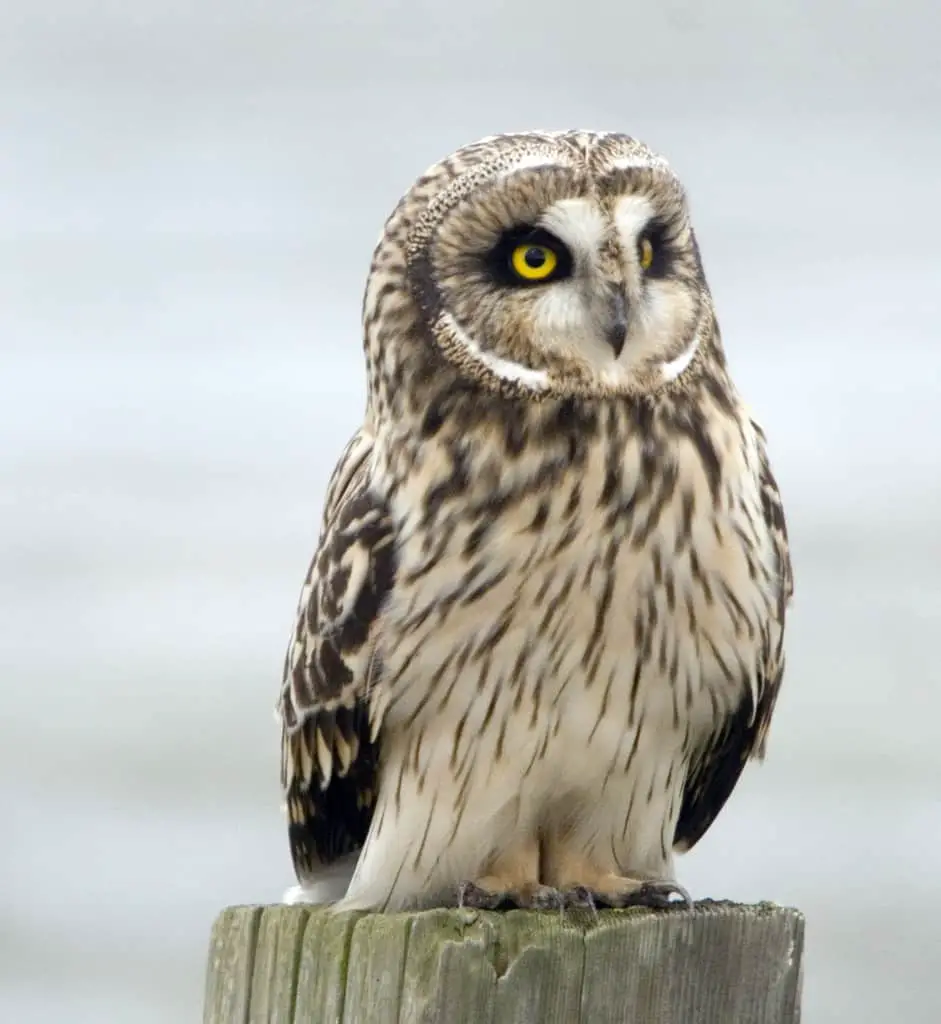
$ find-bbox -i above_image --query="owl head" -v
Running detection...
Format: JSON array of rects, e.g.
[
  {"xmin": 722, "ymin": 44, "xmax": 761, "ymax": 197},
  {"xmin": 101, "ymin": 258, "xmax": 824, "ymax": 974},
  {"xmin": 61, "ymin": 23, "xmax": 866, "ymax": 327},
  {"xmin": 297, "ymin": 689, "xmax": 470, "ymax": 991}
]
[{"xmin": 364, "ymin": 131, "xmax": 718, "ymax": 405}]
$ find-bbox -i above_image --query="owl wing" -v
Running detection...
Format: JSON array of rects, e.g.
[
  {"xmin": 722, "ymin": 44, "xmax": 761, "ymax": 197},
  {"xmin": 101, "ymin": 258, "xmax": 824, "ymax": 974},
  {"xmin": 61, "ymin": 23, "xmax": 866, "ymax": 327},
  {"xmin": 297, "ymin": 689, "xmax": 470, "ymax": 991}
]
[
  {"xmin": 673, "ymin": 424, "xmax": 792, "ymax": 852},
  {"xmin": 278, "ymin": 426, "xmax": 397, "ymax": 877}
]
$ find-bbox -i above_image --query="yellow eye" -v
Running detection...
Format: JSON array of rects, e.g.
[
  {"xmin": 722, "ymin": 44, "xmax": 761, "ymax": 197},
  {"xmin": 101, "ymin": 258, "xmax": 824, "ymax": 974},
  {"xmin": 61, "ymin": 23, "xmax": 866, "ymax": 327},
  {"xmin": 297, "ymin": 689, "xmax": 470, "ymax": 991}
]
[
  {"xmin": 639, "ymin": 237, "xmax": 654, "ymax": 270},
  {"xmin": 510, "ymin": 243, "xmax": 558, "ymax": 281}
]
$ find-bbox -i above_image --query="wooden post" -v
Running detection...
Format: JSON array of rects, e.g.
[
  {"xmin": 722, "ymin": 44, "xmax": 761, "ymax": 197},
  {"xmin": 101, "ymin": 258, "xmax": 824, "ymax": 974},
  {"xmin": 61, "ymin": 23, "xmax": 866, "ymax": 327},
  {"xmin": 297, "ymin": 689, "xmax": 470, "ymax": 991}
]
[{"xmin": 204, "ymin": 901, "xmax": 804, "ymax": 1024}]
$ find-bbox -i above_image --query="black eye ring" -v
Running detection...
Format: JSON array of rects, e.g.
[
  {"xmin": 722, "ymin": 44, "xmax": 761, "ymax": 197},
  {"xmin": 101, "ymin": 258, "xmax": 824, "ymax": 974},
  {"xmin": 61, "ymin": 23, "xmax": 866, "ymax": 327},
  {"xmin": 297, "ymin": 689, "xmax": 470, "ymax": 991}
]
[{"xmin": 485, "ymin": 225, "xmax": 573, "ymax": 287}]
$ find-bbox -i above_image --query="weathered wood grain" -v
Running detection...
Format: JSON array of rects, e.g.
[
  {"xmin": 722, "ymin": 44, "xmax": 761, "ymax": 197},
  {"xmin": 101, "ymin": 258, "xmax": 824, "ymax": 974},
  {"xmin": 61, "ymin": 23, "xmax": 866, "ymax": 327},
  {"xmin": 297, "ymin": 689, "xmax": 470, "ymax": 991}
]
[{"xmin": 204, "ymin": 901, "xmax": 804, "ymax": 1024}]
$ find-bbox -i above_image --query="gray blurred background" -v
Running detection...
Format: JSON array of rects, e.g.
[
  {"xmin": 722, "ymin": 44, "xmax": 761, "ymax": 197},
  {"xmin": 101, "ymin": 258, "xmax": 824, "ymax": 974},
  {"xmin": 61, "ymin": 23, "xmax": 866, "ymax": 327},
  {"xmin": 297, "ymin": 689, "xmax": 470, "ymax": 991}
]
[{"xmin": 2, "ymin": 2, "xmax": 939, "ymax": 1021}]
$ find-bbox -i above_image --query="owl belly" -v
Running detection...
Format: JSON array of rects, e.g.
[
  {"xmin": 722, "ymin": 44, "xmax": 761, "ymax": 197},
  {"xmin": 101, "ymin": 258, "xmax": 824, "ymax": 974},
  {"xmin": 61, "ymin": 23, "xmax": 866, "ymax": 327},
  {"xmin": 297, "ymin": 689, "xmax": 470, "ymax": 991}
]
[{"xmin": 343, "ymin": 465, "xmax": 774, "ymax": 910}]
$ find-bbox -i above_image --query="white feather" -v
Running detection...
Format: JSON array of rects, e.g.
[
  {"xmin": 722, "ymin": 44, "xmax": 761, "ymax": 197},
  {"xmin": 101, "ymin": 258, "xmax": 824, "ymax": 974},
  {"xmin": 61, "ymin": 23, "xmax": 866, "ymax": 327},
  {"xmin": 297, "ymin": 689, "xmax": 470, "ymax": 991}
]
[
  {"xmin": 498, "ymin": 152, "xmax": 567, "ymax": 178},
  {"xmin": 440, "ymin": 312, "xmax": 550, "ymax": 391},
  {"xmin": 540, "ymin": 198, "xmax": 606, "ymax": 260},
  {"xmin": 612, "ymin": 194, "xmax": 656, "ymax": 248},
  {"xmin": 283, "ymin": 854, "xmax": 358, "ymax": 905},
  {"xmin": 660, "ymin": 331, "xmax": 700, "ymax": 382},
  {"xmin": 609, "ymin": 153, "xmax": 672, "ymax": 173}
]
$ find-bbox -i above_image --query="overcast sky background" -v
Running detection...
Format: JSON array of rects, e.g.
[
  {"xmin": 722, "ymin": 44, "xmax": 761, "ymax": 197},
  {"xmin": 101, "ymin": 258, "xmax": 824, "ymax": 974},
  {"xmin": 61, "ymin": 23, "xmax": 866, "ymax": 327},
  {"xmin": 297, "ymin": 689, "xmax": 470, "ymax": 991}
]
[{"xmin": 2, "ymin": 2, "xmax": 940, "ymax": 1021}]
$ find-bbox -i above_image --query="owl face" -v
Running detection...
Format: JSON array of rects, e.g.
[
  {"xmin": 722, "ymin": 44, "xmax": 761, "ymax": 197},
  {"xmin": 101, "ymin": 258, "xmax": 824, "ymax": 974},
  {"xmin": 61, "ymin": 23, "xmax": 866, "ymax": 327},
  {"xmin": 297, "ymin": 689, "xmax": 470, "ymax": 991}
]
[{"xmin": 403, "ymin": 132, "xmax": 710, "ymax": 399}]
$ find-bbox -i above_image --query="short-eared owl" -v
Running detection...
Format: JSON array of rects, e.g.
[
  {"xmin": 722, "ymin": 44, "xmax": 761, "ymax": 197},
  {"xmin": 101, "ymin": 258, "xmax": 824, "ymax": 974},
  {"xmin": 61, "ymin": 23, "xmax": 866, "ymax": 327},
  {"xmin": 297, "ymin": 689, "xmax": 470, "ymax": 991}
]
[{"xmin": 278, "ymin": 131, "xmax": 792, "ymax": 912}]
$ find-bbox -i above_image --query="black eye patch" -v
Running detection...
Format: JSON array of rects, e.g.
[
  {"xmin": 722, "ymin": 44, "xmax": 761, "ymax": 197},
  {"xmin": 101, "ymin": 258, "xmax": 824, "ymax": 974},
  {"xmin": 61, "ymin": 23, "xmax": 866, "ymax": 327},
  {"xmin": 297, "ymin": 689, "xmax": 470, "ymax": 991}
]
[
  {"xmin": 484, "ymin": 225, "xmax": 574, "ymax": 287},
  {"xmin": 637, "ymin": 218, "xmax": 677, "ymax": 279}
]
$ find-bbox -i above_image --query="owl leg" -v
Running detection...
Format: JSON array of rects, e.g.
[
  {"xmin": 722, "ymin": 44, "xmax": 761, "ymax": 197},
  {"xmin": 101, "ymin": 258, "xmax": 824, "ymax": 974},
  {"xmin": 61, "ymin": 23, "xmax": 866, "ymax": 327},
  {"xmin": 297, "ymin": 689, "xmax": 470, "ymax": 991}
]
[
  {"xmin": 542, "ymin": 842, "xmax": 691, "ymax": 910},
  {"xmin": 457, "ymin": 836, "xmax": 561, "ymax": 911}
]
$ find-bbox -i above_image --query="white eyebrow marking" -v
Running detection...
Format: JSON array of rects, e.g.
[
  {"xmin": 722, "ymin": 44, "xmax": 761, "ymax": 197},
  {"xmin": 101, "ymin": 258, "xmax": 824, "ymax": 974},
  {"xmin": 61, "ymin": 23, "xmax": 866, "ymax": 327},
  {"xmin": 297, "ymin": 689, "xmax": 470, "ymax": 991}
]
[
  {"xmin": 440, "ymin": 312, "xmax": 550, "ymax": 391},
  {"xmin": 540, "ymin": 198, "xmax": 606, "ymax": 258},
  {"xmin": 613, "ymin": 194, "xmax": 656, "ymax": 248}
]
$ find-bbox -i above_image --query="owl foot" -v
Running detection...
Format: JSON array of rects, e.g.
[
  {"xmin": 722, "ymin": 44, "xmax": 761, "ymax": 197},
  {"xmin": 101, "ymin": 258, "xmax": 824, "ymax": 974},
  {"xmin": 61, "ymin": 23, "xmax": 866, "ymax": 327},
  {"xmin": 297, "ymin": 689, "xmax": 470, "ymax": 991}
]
[
  {"xmin": 581, "ymin": 876, "xmax": 692, "ymax": 910},
  {"xmin": 457, "ymin": 879, "xmax": 563, "ymax": 912},
  {"xmin": 559, "ymin": 885, "xmax": 600, "ymax": 922}
]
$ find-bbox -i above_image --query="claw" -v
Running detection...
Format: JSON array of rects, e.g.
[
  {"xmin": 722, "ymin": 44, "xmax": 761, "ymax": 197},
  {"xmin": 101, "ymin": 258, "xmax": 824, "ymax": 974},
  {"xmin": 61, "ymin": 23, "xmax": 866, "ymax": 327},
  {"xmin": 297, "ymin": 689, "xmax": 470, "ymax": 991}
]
[
  {"xmin": 652, "ymin": 880, "xmax": 692, "ymax": 908},
  {"xmin": 456, "ymin": 881, "xmax": 564, "ymax": 912},
  {"xmin": 527, "ymin": 886, "xmax": 565, "ymax": 914},
  {"xmin": 563, "ymin": 885, "xmax": 600, "ymax": 923},
  {"xmin": 599, "ymin": 879, "xmax": 692, "ymax": 910},
  {"xmin": 458, "ymin": 881, "xmax": 504, "ymax": 910}
]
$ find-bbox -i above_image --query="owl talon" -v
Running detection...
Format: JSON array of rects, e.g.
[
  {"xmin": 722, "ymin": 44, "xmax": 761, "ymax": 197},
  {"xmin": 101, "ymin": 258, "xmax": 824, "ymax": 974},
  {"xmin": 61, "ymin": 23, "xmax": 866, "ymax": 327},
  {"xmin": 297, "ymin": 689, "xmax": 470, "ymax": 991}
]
[
  {"xmin": 593, "ymin": 880, "xmax": 692, "ymax": 910},
  {"xmin": 638, "ymin": 881, "xmax": 692, "ymax": 908},
  {"xmin": 458, "ymin": 881, "xmax": 505, "ymax": 910},
  {"xmin": 562, "ymin": 885, "xmax": 600, "ymax": 922},
  {"xmin": 527, "ymin": 885, "xmax": 565, "ymax": 914},
  {"xmin": 457, "ymin": 880, "xmax": 564, "ymax": 912}
]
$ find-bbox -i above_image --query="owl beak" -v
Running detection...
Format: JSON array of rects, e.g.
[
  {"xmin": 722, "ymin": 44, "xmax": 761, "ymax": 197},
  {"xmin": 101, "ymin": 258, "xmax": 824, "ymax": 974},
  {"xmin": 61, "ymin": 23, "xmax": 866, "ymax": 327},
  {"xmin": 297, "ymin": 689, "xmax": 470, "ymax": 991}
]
[{"xmin": 604, "ymin": 292, "xmax": 629, "ymax": 359}]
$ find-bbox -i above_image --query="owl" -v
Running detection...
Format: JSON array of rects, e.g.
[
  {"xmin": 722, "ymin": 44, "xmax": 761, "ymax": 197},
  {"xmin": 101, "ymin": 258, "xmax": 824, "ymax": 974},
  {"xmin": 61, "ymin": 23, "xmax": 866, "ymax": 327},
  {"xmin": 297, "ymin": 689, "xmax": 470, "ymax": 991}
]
[{"xmin": 278, "ymin": 131, "xmax": 792, "ymax": 913}]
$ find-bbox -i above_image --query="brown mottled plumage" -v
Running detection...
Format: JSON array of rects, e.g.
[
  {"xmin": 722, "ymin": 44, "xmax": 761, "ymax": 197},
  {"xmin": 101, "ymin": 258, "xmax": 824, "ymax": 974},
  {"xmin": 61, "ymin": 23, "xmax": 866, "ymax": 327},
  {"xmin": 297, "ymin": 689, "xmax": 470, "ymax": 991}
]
[{"xmin": 278, "ymin": 131, "xmax": 792, "ymax": 912}]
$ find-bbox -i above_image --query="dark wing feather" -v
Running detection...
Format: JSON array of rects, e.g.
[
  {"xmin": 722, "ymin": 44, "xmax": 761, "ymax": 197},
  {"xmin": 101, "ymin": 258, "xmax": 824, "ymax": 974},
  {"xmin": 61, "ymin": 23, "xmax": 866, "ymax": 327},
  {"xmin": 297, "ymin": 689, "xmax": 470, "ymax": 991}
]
[
  {"xmin": 673, "ymin": 423, "xmax": 792, "ymax": 852},
  {"xmin": 278, "ymin": 428, "xmax": 396, "ymax": 877}
]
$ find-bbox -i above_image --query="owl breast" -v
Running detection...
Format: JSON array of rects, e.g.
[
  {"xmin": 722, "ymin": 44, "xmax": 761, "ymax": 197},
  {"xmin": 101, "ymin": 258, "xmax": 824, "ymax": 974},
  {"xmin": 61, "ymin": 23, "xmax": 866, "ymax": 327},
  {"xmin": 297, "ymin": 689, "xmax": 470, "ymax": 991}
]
[{"xmin": 361, "ymin": 400, "xmax": 779, "ymax": 904}]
